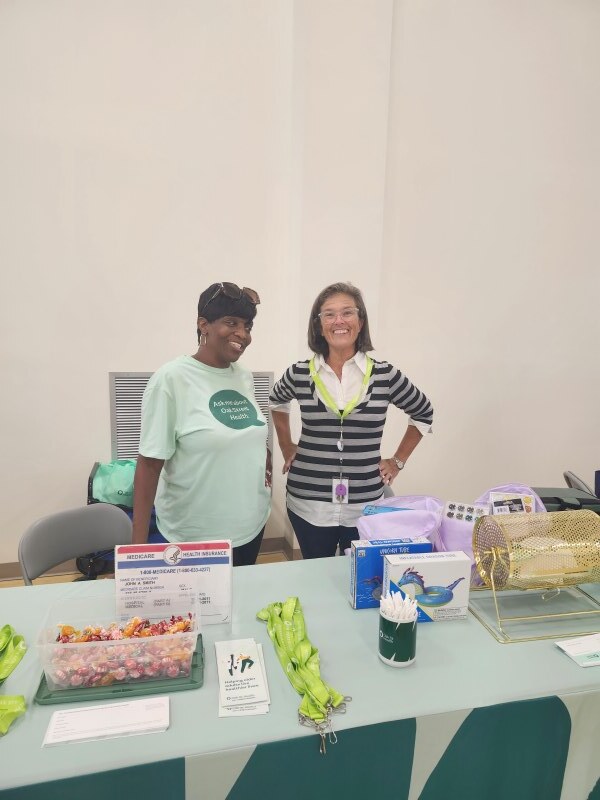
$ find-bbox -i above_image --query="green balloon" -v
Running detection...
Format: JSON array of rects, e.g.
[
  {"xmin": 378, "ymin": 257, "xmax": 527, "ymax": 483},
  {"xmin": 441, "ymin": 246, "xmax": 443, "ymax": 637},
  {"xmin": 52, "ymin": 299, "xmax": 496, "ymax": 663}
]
[{"xmin": 209, "ymin": 390, "xmax": 266, "ymax": 430}]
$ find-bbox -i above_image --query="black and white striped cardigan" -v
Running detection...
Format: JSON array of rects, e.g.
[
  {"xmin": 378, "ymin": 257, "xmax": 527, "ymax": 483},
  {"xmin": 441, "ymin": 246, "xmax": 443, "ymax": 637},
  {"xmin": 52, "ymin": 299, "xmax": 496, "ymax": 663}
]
[{"xmin": 269, "ymin": 358, "xmax": 433, "ymax": 504}]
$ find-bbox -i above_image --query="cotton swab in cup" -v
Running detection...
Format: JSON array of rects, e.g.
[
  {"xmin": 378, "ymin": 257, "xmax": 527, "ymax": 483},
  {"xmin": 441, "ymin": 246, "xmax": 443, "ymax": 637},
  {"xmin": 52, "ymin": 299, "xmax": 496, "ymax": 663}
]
[
  {"xmin": 380, "ymin": 590, "xmax": 417, "ymax": 622},
  {"xmin": 378, "ymin": 590, "xmax": 418, "ymax": 667}
]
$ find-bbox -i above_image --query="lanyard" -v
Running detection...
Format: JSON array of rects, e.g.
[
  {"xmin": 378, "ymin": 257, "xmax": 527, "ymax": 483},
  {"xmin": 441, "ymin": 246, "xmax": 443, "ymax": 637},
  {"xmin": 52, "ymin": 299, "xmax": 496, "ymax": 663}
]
[
  {"xmin": 0, "ymin": 696, "xmax": 26, "ymax": 736},
  {"xmin": 0, "ymin": 624, "xmax": 26, "ymax": 686},
  {"xmin": 309, "ymin": 356, "xmax": 373, "ymax": 498},
  {"xmin": 257, "ymin": 597, "xmax": 350, "ymax": 753},
  {"xmin": 308, "ymin": 355, "xmax": 373, "ymax": 420},
  {"xmin": 0, "ymin": 624, "xmax": 27, "ymax": 736}
]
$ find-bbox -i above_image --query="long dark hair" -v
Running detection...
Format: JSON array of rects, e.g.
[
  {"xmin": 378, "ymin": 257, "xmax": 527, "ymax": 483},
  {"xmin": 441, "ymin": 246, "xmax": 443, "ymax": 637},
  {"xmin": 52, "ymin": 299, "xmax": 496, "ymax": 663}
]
[{"xmin": 307, "ymin": 282, "xmax": 374, "ymax": 356}]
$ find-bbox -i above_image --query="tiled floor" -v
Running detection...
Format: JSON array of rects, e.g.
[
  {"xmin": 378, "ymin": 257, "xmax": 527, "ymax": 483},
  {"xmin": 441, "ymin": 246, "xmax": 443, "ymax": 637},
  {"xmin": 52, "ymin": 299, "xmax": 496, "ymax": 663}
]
[
  {"xmin": 256, "ymin": 550, "xmax": 288, "ymax": 565},
  {"xmin": 0, "ymin": 550, "xmax": 288, "ymax": 589}
]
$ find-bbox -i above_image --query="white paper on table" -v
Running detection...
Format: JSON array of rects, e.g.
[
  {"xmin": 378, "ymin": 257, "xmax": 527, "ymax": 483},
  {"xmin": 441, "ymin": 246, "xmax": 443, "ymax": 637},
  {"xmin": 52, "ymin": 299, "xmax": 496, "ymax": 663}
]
[
  {"xmin": 555, "ymin": 633, "xmax": 600, "ymax": 667},
  {"xmin": 218, "ymin": 643, "xmax": 270, "ymax": 717},
  {"xmin": 215, "ymin": 638, "xmax": 268, "ymax": 707},
  {"xmin": 257, "ymin": 644, "xmax": 270, "ymax": 705},
  {"xmin": 43, "ymin": 696, "xmax": 170, "ymax": 746},
  {"xmin": 218, "ymin": 701, "xmax": 270, "ymax": 718}
]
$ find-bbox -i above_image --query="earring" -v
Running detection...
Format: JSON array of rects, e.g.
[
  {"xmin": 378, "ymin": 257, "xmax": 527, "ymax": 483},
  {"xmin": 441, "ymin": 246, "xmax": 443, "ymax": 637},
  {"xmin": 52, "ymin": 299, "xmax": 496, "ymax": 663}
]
[{"xmin": 199, "ymin": 333, "xmax": 207, "ymax": 347}]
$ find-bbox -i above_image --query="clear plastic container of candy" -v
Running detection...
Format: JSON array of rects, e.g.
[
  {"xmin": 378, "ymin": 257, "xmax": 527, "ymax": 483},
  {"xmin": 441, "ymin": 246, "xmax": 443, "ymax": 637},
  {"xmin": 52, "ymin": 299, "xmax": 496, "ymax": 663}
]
[{"xmin": 37, "ymin": 593, "xmax": 199, "ymax": 691}]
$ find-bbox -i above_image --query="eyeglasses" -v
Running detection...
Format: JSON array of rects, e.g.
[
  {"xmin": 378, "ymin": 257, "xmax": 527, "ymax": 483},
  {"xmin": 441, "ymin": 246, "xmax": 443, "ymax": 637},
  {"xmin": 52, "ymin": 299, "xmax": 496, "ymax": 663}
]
[
  {"xmin": 317, "ymin": 307, "xmax": 360, "ymax": 323},
  {"xmin": 200, "ymin": 283, "xmax": 260, "ymax": 314}
]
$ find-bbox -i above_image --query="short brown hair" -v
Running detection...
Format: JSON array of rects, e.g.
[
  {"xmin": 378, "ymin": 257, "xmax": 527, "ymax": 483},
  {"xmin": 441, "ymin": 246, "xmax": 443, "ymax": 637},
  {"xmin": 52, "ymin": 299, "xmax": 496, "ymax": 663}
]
[{"xmin": 307, "ymin": 282, "xmax": 374, "ymax": 356}]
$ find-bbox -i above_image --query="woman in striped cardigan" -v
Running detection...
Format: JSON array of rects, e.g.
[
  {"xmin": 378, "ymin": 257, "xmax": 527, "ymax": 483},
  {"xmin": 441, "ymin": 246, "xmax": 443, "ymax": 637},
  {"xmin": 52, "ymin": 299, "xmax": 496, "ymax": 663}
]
[{"xmin": 269, "ymin": 282, "xmax": 433, "ymax": 559}]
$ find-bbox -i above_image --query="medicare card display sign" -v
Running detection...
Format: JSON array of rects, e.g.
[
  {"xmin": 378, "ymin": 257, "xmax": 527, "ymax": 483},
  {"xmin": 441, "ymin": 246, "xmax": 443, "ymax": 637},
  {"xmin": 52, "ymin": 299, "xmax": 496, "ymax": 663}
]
[{"xmin": 115, "ymin": 541, "xmax": 232, "ymax": 624}]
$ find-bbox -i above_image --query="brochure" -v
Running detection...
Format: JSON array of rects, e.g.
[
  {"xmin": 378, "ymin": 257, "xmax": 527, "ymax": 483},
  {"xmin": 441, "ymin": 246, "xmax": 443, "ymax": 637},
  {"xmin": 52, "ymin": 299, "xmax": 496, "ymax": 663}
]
[
  {"xmin": 215, "ymin": 638, "xmax": 269, "ymax": 713},
  {"xmin": 218, "ymin": 644, "xmax": 270, "ymax": 717},
  {"xmin": 555, "ymin": 633, "xmax": 600, "ymax": 667}
]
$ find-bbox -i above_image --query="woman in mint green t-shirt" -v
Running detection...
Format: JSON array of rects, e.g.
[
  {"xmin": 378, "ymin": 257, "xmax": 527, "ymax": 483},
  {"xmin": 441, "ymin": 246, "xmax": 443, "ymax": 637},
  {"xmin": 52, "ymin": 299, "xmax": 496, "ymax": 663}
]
[{"xmin": 132, "ymin": 283, "xmax": 271, "ymax": 566}]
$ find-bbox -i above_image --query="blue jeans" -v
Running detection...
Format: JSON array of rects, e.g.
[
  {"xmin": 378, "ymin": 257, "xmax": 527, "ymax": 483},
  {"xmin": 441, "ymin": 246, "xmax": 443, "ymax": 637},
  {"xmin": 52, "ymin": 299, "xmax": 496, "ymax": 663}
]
[{"xmin": 287, "ymin": 509, "xmax": 356, "ymax": 559}]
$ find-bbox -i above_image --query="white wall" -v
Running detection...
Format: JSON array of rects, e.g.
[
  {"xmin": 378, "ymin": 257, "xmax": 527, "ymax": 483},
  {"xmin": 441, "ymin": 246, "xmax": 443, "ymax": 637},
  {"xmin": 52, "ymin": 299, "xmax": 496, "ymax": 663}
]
[
  {"xmin": 378, "ymin": 0, "xmax": 600, "ymax": 498},
  {"xmin": 1, "ymin": 1, "xmax": 598, "ymax": 564}
]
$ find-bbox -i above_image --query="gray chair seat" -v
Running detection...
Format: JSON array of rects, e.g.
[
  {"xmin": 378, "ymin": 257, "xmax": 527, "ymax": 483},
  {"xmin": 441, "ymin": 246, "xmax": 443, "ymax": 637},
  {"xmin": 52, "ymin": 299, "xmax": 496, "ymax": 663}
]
[
  {"xmin": 18, "ymin": 503, "xmax": 132, "ymax": 585},
  {"xmin": 563, "ymin": 470, "xmax": 596, "ymax": 496}
]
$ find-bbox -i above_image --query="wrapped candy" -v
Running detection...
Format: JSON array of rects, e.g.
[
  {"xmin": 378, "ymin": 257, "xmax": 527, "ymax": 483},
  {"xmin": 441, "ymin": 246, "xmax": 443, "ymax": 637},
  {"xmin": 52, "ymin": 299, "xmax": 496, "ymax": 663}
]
[
  {"xmin": 56, "ymin": 614, "xmax": 192, "ymax": 643},
  {"xmin": 45, "ymin": 614, "xmax": 196, "ymax": 690}
]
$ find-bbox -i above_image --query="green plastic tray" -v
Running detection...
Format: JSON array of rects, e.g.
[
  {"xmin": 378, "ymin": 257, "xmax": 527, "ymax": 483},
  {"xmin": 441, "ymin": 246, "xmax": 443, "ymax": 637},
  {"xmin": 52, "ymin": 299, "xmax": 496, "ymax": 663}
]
[{"xmin": 34, "ymin": 634, "xmax": 204, "ymax": 705}]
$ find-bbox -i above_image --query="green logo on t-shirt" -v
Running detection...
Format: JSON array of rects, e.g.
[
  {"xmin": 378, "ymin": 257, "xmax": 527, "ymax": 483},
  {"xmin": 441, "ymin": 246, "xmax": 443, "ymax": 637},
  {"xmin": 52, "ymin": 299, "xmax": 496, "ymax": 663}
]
[{"xmin": 209, "ymin": 390, "xmax": 266, "ymax": 429}]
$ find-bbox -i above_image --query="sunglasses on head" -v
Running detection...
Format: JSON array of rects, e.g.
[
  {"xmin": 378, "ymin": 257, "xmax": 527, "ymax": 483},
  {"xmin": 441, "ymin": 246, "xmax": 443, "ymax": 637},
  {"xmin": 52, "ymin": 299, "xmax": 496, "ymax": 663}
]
[{"xmin": 200, "ymin": 283, "xmax": 260, "ymax": 315}]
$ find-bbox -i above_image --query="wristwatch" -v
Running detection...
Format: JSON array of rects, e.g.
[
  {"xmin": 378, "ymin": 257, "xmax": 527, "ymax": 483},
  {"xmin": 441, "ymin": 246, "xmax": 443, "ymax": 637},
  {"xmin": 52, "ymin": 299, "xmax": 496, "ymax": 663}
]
[{"xmin": 392, "ymin": 457, "xmax": 405, "ymax": 471}]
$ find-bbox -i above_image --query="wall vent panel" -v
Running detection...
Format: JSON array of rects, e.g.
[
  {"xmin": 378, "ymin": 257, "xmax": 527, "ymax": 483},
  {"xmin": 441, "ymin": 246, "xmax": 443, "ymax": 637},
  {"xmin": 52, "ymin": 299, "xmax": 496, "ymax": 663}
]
[{"xmin": 110, "ymin": 371, "xmax": 274, "ymax": 460}]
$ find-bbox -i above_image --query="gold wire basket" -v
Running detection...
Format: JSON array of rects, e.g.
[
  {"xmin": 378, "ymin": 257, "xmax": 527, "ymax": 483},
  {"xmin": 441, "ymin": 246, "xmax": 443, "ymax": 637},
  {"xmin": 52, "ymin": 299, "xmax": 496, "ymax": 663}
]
[{"xmin": 469, "ymin": 510, "xmax": 600, "ymax": 643}]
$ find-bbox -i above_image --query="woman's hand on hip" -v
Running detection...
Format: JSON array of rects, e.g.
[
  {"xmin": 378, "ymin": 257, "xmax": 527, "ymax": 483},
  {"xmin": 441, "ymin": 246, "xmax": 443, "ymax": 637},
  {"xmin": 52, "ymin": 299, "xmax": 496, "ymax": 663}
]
[
  {"xmin": 281, "ymin": 443, "xmax": 298, "ymax": 474},
  {"xmin": 379, "ymin": 458, "xmax": 401, "ymax": 486}
]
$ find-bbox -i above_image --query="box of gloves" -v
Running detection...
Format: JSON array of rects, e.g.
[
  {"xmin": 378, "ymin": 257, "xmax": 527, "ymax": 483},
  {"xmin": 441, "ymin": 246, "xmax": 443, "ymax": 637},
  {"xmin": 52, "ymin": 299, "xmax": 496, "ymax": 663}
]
[
  {"xmin": 350, "ymin": 537, "xmax": 432, "ymax": 609},
  {"xmin": 383, "ymin": 551, "xmax": 471, "ymax": 622}
]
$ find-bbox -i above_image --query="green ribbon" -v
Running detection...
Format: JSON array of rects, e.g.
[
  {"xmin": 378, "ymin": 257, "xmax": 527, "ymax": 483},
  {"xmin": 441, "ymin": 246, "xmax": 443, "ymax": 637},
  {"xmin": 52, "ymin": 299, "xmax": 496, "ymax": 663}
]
[
  {"xmin": 0, "ymin": 696, "xmax": 26, "ymax": 736},
  {"xmin": 0, "ymin": 624, "xmax": 13, "ymax": 652},
  {"xmin": 257, "ymin": 597, "xmax": 349, "ymax": 751},
  {"xmin": 0, "ymin": 625, "xmax": 27, "ymax": 685},
  {"xmin": 0, "ymin": 624, "xmax": 27, "ymax": 735}
]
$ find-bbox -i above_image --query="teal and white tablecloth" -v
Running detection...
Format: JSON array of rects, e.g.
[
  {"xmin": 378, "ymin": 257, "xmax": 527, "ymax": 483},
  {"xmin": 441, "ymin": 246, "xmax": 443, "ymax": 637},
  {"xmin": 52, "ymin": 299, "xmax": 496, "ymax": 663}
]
[{"xmin": 1, "ymin": 558, "xmax": 599, "ymax": 799}]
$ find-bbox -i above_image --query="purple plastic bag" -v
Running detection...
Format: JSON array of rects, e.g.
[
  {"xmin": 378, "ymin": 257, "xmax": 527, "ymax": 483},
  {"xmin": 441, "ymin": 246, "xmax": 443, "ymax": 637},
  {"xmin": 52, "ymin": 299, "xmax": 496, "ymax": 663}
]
[
  {"xmin": 438, "ymin": 483, "xmax": 547, "ymax": 585},
  {"xmin": 474, "ymin": 483, "xmax": 547, "ymax": 512},
  {"xmin": 439, "ymin": 483, "xmax": 547, "ymax": 555},
  {"xmin": 357, "ymin": 495, "xmax": 443, "ymax": 544},
  {"xmin": 438, "ymin": 515, "xmax": 475, "ymax": 554}
]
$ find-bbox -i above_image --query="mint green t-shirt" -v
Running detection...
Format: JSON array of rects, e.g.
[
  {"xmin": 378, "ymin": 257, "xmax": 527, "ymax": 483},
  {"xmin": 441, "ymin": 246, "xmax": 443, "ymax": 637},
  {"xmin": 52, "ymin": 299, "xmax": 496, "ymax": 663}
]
[{"xmin": 139, "ymin": 356, "xmax": 271, "ymax": 546}]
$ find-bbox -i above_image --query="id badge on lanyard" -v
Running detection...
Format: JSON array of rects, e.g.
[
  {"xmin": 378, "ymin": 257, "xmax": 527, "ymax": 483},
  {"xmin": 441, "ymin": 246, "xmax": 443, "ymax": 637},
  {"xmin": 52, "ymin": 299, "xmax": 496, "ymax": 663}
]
[
  {"xmin": 332, "ymin": 477, "xmax": 349, "ymax": 504},
  {"xmin": 309, "ymin": 356, "xmax": 373, "ymax": 506}
]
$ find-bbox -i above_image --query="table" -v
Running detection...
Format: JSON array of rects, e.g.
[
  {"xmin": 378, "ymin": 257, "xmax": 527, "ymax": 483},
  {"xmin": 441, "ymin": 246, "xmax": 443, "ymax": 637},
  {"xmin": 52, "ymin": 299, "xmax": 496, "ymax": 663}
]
[{"xmin": 1, "ymin": 557, "xmax": 599, "ymax": 799}]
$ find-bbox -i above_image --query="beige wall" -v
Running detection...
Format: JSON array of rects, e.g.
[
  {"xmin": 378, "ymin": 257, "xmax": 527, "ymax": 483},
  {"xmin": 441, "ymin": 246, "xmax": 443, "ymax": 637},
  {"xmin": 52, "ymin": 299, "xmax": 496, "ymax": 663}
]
[
  {"xmin": 378, "ymin": 0, "xmax": 600, "ymax": 497},
  {"xmin": 1, "ymin": 1, "xmax": 598, "ymax": 564}
]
